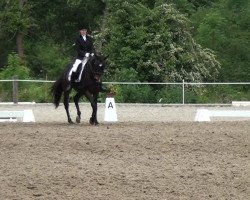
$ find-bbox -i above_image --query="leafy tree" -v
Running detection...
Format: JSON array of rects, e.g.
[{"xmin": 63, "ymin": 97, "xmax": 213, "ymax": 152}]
[
  {"xmin": 0, "ymin": 0, "xmax": 35, "ymax": 59},
  {"xmin": 0, "ymin": 0, "xmax": 105, "ymax": 73},
  {"xmin": 0, "ymin": 53, "xmax": 30, "ymax": 79},
  {"xmin": 103, "ymin": 2, "xmax": 220, "ymax": 83},
  {"xmin": 29, "ymin": 0, "xmax": 105, "ymax": 41},
  {"xmin": 187, "ymin": 0, "xmax": 217, "ymax": 9},
  {"xmin": 25, "ymin": 36, "xmax": 70, "ymax": 79},
  {"xmin": 193, "ymin": 0, "xmax": 250, "ymax": 81},
  {"xmin": 0, "ymin": 31, "xmax": 14, "ymax": 69}
]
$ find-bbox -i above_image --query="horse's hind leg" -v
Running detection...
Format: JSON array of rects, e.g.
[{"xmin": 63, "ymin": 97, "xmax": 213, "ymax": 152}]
[
  {"xmin": 74, "ymin": 92, "xmax": 83, "ymax": 123},
  {"xmin": 64, "ymin": 90, "xmax": 73, "ymax": 124}
]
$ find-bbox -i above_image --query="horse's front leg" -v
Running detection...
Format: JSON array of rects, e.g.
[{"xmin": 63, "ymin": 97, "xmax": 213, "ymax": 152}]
[
  {"xmin": 74, "ymin": 92, "xmax": 83, "ymax": 123},
  {"xmin": 85, "ymin": 91, "xmax": 99, "ymax": 125},
  {"xmin": 64, "ymin": 90, "xmax": 73, "ymax": 124}
]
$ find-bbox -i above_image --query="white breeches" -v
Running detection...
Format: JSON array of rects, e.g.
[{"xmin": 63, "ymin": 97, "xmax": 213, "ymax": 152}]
[
  {"xmin": 68, "ymin": 57, "xmax": 89, "ymax": 81},
  {"xmin": 72, "ymin": 59, "xmax": 82, "ymax": 72}
]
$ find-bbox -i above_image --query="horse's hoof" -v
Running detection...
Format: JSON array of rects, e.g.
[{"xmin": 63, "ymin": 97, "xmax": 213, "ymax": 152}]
[
  {"xmin": 89, "ymin": 117, "xmax": 99, "ymax": 125},
  {"xmin": 89, "ymin": 118, "xmax": 94, "ymax": 125},
  {"xmin": 68, "ymin": 119, "xmax": 74, "ymax": 124},
  {"xmin": 76, "ymin": 116, "xmax": 81, "ymax": 123}
]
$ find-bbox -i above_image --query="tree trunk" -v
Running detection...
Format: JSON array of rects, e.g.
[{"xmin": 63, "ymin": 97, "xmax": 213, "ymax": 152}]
[
  {"xmin": 16, "ymin": 32, "xmax": 24, "ymax": 59},
  {"xmin": 16, "ymin": 0, "xmax": 27, "ymax": 60}
]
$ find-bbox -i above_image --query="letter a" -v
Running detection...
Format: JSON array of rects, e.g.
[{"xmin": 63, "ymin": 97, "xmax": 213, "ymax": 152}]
[
  {"xmin": 104, "ymin": 95, "xmax": 117, "ymax": 122},
  {"xmin": 108, "ymin": 102, "xmax": 113, "ymax": 109}
]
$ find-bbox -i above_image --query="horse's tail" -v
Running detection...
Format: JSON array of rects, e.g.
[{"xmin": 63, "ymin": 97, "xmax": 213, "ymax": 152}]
[{"xmin": 51, "ymin": 75, "xmax": 64, "ymax": 108}]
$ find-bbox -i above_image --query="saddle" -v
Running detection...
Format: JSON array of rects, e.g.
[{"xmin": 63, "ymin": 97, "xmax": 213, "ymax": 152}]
[{"xmin": 68, "ymin": 56, "xmax": 91, "ymax": 82}]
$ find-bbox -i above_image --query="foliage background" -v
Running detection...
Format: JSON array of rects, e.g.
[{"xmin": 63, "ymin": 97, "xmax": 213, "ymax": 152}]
[{"xmin": 0, "ymin": 0, "xmax": 249, "ymax": 103}]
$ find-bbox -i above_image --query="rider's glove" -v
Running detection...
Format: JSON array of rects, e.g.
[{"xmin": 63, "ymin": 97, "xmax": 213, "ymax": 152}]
[
  {"xmin": 85, "ymin": 53, "xmax": 90, "ymax": 57},
  {"xmin": 91, "ymin": 53, "xmax": 94, "ymax": 56}
]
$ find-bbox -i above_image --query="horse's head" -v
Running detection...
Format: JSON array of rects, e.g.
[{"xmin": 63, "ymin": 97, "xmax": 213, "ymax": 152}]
[{"xmin": 89, "ymin": 54, "xmax": 107, "ymax": 82}]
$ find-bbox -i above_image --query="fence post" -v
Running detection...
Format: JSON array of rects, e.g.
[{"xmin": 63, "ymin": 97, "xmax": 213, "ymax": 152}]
[
  {"xmin": 182, "ymin": 79, "xmax": 185, "ymax": 105},
  {"xmin": 12, "ymin": 76, "xmax": 18, "ymax": 104}
]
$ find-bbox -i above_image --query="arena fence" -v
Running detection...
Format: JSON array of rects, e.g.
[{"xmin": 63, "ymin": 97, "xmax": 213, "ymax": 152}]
[{"xmin": 0, "ymin": 77, "xmax": 250, "ymax": 104}]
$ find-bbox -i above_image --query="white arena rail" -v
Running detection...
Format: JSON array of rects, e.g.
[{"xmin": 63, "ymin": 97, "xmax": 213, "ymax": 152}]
[
  {"xmin": 232, "ymin": 101, "xmax": 250, "ymax": 107},
  {"xmin": 195, "ymin": 109, "xmax": 250, "ymax": 121},
  {"xmin": 0, "ymin": 110, "xmax": 35, "ymax": 122},
  {"xmin": 0, "ymin": 79, "xmax": 249, "ymax": 105}
]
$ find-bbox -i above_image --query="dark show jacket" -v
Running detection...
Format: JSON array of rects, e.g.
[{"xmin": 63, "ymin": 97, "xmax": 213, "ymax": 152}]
[{"xmin": 75, "ymin": 35, "xmax": 94, "ymax": 59}]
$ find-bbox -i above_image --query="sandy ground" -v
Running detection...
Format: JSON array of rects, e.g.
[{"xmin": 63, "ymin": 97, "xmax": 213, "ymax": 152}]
[
  {"xmin": 0, "ymin": 121, "xmax": 249, "ymax": 200},
  {"xmin": 0, "ymin": 104, "xmax": 250, "ymax": 199}
]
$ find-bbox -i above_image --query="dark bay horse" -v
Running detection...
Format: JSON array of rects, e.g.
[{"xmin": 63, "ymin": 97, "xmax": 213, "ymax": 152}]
[{"xmin": 51, "ymin": 54, "xmax": 107, "ymax": 124}]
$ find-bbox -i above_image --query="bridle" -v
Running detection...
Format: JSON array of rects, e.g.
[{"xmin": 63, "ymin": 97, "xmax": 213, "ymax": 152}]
[{"xmin": 89, "ymin": 56, "xmax": 105, "ymax": 82}]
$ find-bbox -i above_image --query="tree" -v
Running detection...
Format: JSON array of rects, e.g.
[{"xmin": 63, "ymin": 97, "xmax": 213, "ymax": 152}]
[
  {"xmin": 193, "ymin": 0, "xmax": 250, "ymax": 81},
  {"xmin": 0, "ymin": 0, "xmax": 34, "ymax": 60},
  {"xmin": 0, "ymin": 0, "xmax": 105, "ymax": 75},
  {"xmin": 0, "ymin": 53, "xmax": 30, "ymax": 79},
  {"xmin": 103, "ymin": 2, "xmax": 220, "ymax": 82},
  {"xmin": 29, "ymin": 0, "xmax": 105, "ymax": 41}
]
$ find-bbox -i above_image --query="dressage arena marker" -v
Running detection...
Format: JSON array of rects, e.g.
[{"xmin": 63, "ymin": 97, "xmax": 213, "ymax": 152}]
[
  {"xmin": 104, "ymin": 93, "xmax": 118, "ymax": 122},
  {"xmin": 0, "ymin": 110, "xmax": 35, "ymax": 122},
  {"xmin": 232, "ymin": 101, "xmax": 250, "ymax": 107},
  {"xmin": 195, "ymin": 109, "xmax": 250, "ymax": 121}
]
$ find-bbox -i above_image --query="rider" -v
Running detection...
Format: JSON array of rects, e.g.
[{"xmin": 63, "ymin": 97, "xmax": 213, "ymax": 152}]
[
  {"xmin": 68, "ymin": 27, "xmax": 107, "ymax": 92},
  {"xmin": 68, "ymin": 27, "xmax": 95, "ymax": 82}
]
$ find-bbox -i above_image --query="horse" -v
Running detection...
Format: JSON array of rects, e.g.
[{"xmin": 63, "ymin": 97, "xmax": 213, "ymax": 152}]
[{"xmin": 51, "ymin": 54, "xmax": 107, "ymax": 124}]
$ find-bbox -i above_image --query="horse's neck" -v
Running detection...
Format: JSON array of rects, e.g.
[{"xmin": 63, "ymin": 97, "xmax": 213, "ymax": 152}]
[
  {"xmin": 84, "ymin": 61, "xmax": 91, "ymax": 72},
  {"xmin": 82, "ymin": 61, "xmax": 92, "ymax": 79}
]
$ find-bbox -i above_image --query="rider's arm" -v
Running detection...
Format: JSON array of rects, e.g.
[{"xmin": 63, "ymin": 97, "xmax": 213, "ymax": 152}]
[{"xmin": 75, "ymin": 39, "xmax": 86, "ymax": 58}]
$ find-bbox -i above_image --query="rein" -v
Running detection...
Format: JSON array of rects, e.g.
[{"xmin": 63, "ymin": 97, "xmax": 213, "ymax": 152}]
[{"xmin": 86, "ymin": 56, "xmax": 102, "ymax": 82}]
